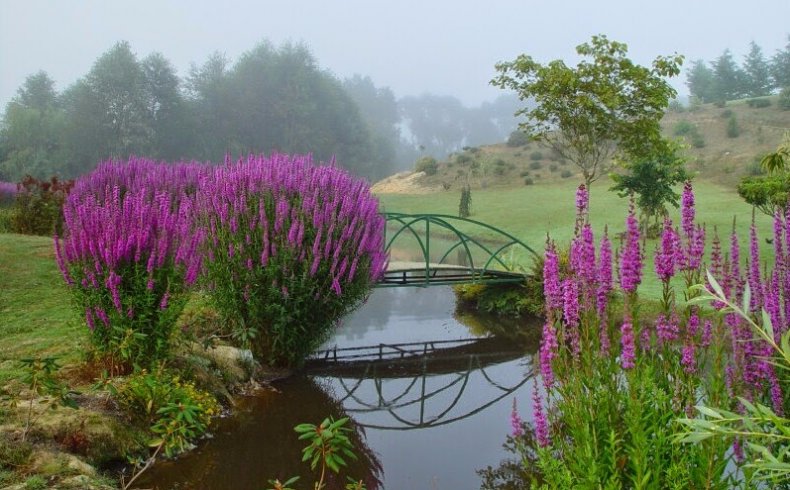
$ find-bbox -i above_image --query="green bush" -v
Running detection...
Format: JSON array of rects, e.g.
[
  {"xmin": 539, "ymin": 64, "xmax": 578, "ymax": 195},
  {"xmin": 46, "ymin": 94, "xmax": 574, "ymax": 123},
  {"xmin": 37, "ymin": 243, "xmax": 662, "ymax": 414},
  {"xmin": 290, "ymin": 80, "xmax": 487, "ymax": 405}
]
[
  {"xmin": 530, "ymin": 151, "xmax": 543, "ymax": 161},
  {"xmin": 0, "ymin": 208, "xmax": 13, "ymax": 233},
  {"xmin": 524, "ymin": 177, "xmax": 534, "ymax": 185},
  {"xmin": 115, "ymin": 370, "xmax": 220, "ymax": 457},
  {"xmin": 549, "ymin": 164, "xmax": 558, "ymax": 172},
  {"xmin": 10, "ymin": 175, "xmax": 73, "ymax": 236},
  {"xmin": 673, "ymin": 120, "xmax": 695, "ymax": 136},
  {"xmin": 779, "ymin": 87, "xmax": 790, "ymax": 110},
  {"xmin": 506, "ymin": 130, "xmax": 530, "ymax": 147},
  {"xmin": 519, "ymin": 170, "xmax": 530, "ymax": 177},
  {"xmin": 414, "ymin": 156, "xmax": 439, "ymax": 175},
  {"xmin": 746, "ymin": 98, "xmax": 771, "ymax": 108},
  {"xmin": 691, "ymin": 133, "xmax": 706, "ymax": 148},
  {"xmin": 560, "ymin": 169, "xmax": 572, "ymax": 178},
  {"xmin": 726, "ymin": 115, "xmax": 740, "ymax": 138},
  {"xmin": 529, "ymin": 161, "xmax": 542, "ymax": 170}
]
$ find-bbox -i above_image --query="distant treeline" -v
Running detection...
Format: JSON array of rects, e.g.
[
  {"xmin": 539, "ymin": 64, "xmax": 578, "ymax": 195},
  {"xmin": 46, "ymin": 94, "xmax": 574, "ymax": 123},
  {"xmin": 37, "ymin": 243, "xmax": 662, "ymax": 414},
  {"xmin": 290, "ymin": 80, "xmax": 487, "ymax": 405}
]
[
  {"xmin": 686, "ymin": 36, "xmax": 790, "ymax": 104},
  {"xmin": 0, "ymin": 41, "xmax": 521, "ymax": 182}
]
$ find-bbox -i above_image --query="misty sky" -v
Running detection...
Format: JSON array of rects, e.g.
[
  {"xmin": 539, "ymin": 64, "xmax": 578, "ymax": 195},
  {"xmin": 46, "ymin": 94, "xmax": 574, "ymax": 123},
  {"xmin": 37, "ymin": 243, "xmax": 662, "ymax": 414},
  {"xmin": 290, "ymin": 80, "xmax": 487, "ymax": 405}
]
[{"xmin": 1, "ymin": 0, "xmax": 789, "ymax": 109}]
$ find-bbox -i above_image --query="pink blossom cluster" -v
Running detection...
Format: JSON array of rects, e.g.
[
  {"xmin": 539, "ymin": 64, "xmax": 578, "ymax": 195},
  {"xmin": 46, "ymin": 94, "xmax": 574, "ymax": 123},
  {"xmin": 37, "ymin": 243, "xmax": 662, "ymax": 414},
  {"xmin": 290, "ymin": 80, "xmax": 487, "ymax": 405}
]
[{"xmin": 0, "ymin": 181, "xmax": 16, "ymax": 205}]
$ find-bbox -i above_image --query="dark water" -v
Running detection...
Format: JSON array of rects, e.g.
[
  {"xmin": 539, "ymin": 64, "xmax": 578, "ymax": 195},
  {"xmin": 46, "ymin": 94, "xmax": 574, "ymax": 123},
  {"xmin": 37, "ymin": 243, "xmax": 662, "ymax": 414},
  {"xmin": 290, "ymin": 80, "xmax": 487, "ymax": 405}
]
[{"xmin": 141, "ymin": 287, "xmax": 540, "ymax": 490}]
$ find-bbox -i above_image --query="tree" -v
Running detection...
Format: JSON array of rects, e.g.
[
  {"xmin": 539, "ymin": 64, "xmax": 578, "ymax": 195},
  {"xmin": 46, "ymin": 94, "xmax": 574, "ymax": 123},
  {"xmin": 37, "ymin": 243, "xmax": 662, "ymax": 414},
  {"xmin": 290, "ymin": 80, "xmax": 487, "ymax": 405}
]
[
  {"xmin": 737, "ymin": 132, "xmax": 790, "ymax": 216},
  {"xmin": 141, "ymin": 52, "xmax": 190, "ymax": 160},
  {"xmin": 0, "ymin": 71, "xmax": 67, "ymax": 179},
  {"xmin": 609, "ymin": 140, "xmax": 689, "ymax": 234},
  {"xmin": 742, "ymin": 41, "xmax": 773, "ymax": 97},
  {"xmin": 492, "ymin": 35, "xmax": 683, "ymax": 189},
  {"xmin": 710, "ymin": 49, "xmax": 744, "ymax": 102},
  {"xmin": 771, "ymin": 35, "xmax": 790, "ymax": 89},
  {"xmin": 686, "ymin": 59, "xmax": 716, "ymax": 103}
]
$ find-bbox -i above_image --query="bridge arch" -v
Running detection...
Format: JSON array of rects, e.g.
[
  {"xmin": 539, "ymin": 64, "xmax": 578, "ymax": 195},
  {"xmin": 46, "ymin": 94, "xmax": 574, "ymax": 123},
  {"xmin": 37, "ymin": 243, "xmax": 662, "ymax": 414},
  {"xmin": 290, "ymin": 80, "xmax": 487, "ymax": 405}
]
[{"xmin": 380, "ymin": 212, "xmax": 539, "ymax": 287}]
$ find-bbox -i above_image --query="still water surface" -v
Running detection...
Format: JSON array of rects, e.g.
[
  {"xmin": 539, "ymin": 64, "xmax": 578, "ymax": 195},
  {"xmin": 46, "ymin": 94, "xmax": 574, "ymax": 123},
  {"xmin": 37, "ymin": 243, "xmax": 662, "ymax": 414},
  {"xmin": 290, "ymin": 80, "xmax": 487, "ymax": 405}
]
[{"xmin": 142, "ymin": 287, "xmax": 540, "ymax": 489}]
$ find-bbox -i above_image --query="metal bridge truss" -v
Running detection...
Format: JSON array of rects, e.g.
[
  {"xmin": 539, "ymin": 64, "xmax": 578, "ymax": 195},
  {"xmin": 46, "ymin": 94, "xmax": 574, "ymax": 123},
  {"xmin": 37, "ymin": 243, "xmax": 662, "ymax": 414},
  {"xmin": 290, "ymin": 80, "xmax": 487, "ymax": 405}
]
[
  {"xmin": 379, "ymin": 213, "xmax": 538, "ymax": 287},
  {"xmin": 306, "ymin": 338, "xmax": 534, "ymax": 431}
]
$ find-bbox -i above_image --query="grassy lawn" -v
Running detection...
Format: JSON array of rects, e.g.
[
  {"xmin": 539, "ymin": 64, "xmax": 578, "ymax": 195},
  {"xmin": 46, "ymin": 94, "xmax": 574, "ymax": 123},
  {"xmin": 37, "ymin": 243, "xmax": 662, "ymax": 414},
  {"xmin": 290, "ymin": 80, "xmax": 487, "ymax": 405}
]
[
  {"xmin": 0, "ymin": 233, "xmax": 86, "ymax": 386},
  {"xmin": 378, "ymin": 179, "xmax": 775, "ymax": 299}
]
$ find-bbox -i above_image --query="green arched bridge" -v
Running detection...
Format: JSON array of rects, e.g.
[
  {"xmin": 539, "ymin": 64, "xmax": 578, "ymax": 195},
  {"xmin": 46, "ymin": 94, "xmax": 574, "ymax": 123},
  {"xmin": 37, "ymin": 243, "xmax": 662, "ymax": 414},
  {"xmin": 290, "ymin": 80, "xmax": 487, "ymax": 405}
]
[{"xmin": 378, "ymin": 212, "xmax": 539, "ymax": 288}]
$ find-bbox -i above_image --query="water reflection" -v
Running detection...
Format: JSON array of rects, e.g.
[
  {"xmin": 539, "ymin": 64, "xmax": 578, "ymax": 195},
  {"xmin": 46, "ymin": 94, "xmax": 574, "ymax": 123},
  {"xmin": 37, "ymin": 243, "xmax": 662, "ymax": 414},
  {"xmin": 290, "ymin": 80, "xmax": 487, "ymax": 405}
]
[{"xmin": 144, "ymin": 287, "xmax": 542, "ymax": 490}]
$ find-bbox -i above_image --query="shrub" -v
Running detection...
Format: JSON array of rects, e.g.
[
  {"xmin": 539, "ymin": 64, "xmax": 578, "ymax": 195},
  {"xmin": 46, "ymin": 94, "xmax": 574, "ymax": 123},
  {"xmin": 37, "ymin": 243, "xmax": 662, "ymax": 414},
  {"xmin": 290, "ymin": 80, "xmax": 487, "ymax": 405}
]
[
  {"xmin": 691, "ymin": 132, "xmax": 706, "ymax": 148},
  {"xmin": 524, "ymin": 177, "xmax": 534, "ymax": 185},
  {"xmin": 726, "ymin": 115, "xmax": 741, "ymax": 138},
  {"xmin": 560, "ymin": 170, "xmax": 572, "ymax": 178},
  {"xmin": 549, "ymin": 164, "xmax": 558, "ymax": 172},
  {"xmin": 529, "ymin": 151, "xmax": 543, "ymax": 161},
  {"xmin": 746, "ymin": 98, "xmax": 771, "ymax": 108},
  {"xmin": 779, "ymin": 87, "xmax": 790, "ymax": 110},
  {"xmin": 458, "ymin": 184, "xmax": 472, "ymax": 218},
  {"xmin": 673, "ymin": 120, "xmax": 695, "ymax": 136},
  {"xmin": 10, "ymin": 176, "xmax": 73, "ymax": 236},
  {"xmin": 414, "ymin": 156, "xmax": 438, "ymax": 175},
  {"xmin": 668, "ymin": 99, "xmax": 686, "ymax": 113},
  {"xmin": 55, "ymin": 159, "xmax": 205, "ymax": 372},
  {"xmin": 529, "ymin": 161, "xmax": 542, "ymax": 170},
  {"xmin": 506, "ymin": 130, "xmax": 530, "ymax": 147},
  {"xmin": 455, "ymin": 153, "xmax": 473, "ymax": 165},
  {"xmin": 519, "ymin": 170, "xmax": 530, "ymax": 177},
  {"xmin": 0, "ymin": 208, "xmax": 13, "ymax": 233},
  {"xmin": 115, "ymin": 369, "xmax": 219, "ymax": 457},
  {"xmin": 199, "ymin": 154, "xmax": 386, "ymax": 367},
  {"xmin": 0, "ymin": 181, "xmax": 16, "ymax": 206}
]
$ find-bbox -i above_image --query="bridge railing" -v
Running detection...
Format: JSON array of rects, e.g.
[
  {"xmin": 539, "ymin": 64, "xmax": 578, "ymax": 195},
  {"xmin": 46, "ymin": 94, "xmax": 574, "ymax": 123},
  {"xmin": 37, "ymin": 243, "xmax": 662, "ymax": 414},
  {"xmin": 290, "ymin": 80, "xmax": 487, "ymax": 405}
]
[{"xmin": 380, "ymin": 212, "xmax": 539, "ymax": 287}]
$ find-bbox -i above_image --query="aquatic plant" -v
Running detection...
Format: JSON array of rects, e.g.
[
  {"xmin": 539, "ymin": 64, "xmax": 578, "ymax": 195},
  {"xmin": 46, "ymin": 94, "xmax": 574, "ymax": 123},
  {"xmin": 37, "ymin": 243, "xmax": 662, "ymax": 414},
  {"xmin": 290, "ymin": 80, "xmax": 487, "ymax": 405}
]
[
  {"xmin": 198, "ymin": 154, "xmax": 387, "ymax": 367},
  {"xmin": 55, "ymin": 158, "xmax": 204, "ymax": 372},
  {"xmin": 517, "ymin": 181, "xmax": 789, "ymax": 487}
]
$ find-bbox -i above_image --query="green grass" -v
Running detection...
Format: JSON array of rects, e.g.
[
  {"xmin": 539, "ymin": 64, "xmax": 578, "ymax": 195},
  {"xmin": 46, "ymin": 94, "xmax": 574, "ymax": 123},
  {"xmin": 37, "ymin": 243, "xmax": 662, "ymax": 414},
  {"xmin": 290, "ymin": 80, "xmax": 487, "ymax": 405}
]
[
  {"xmin": 0, "ymin": 233, "xmax": 86, "ymax": 386},
  {"xmin": 378, "ymin": 179, "xmax": 775, "ymax": 300}
]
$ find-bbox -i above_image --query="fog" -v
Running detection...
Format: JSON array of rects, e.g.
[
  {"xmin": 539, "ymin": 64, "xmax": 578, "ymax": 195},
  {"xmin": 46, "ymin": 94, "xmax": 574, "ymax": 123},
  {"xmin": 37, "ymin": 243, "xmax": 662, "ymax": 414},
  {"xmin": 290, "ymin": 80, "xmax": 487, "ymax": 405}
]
[{"xmin": 2, "ymin": 0, "xmax": 789, "ymax": 109}]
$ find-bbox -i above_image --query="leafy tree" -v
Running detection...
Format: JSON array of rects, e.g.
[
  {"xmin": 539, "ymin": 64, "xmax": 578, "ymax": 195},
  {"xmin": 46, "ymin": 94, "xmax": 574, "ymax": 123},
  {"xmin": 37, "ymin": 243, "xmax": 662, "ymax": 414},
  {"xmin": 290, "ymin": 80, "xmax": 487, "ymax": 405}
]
[
  {"xmin": 686, "ymin": 59, "xmax": 716, "ymax": 103},
  {"xmin": 185, "ymin": 51, "xmax": 234, "ymax": 161},
  {"xmin": 609, "ymin": 140, "xmax": 689, "ymax": 233},
  {"xmin": 492, "ymin": 35, "xmax": 683, "ymax": 189},
  {"xmin": 710, "ymin": 49, "xmax": 744, "ymax": 102},
  {"xmin": 141, "ymin": 52, "xmax": 191, "ymax": 160},
  {"xmin": 742, "ymin": 41, "xmax": 774, "ymax": 97},
  {"xmin": 0, "ymin": 71, "xmax": 67, "ymax": 179},
  {"xmin": 771, "ymin": 35, "xmax": 790, "ymax": 89},
  {"xmin": 737, "ymin": 132, "xmax": 790, "ymax": 216}
]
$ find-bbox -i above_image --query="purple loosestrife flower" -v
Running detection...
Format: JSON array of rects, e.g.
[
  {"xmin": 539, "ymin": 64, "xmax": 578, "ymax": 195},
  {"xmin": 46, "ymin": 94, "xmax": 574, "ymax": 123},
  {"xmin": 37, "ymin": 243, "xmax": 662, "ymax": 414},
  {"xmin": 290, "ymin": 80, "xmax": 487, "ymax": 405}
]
[
  {"xmin": 620, "ymin": 319, "xmax": 636, "ymax": 369},
  {"xmin": 701, "ymin": 319, "xmax": 713, "ymax": 347},
  {"xmin": 539, "ymin": 322, "xmax": 558, "ymax": 389},
  {"xmin": 563, "ymin": 278, "xmax": 581, "ymax": 358},
  {"xmin": 619, "ymin": 200, "xmax": 642, "ymax": 294},
  {"xmin": 532, "ymin": 382, "xmax": 550, "ymax": 448},
  {"xmin": 747, "ymin": 221, "xmax": 764, "ymax": 313},
  {"xmin": 597, "ymin": 229, "xmax": 613, "ymax": 317},
  {"xmin": 681, "ymin": 342, "xmax": 696, "ymax": 374},
  {"xmin": 655, "ymin": 218, "xmax": 678, "ymax": 282},
  {"xmin": 656, "ymin": 314, "xmax": 679, "ymax": 344},
  {"xmin": 510, "ymin": 398, "xmax": 524, "ymax": 438}
]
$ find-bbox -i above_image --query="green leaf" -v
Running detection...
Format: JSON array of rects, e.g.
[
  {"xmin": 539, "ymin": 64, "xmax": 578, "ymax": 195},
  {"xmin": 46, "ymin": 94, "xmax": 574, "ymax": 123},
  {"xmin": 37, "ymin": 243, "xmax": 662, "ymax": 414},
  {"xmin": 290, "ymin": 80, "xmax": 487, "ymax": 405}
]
[
  {"xmin": 148, "ymin": 438, "xmax": 164, "ymax": 447},
  {"xmin": 695, "ymin": 406, "xmax": 724, "ymax": 419}
]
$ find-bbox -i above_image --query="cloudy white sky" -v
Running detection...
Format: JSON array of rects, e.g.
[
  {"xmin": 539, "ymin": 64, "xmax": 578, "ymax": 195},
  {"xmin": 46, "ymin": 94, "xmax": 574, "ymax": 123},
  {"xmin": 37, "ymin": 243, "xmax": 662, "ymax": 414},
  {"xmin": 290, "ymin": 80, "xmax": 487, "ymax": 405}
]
[{"xmin": 1, "ymin": 0, "xmax": 788, "ymax": 109}]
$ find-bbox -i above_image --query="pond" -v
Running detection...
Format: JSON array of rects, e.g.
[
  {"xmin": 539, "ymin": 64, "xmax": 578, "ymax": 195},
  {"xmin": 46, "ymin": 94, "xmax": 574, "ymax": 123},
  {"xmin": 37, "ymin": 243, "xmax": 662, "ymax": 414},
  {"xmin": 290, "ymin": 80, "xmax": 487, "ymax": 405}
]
[{"xmin": 141, "ymin": 287, "xmax": 541, "ymax": 489}]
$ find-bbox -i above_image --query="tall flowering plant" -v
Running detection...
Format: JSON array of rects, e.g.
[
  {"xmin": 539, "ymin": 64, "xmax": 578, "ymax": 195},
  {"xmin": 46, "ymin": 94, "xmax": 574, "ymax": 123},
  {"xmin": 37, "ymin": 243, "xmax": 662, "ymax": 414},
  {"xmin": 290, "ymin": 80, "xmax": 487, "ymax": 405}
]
[
  {"xmin": 55, "ymin": 159, "xmax": 204, "ymax": 372},
  {"xmin": 518, "ymin": 181, "xmax": 790, "ymax": 487},
  {"xmin": 198, "ymin": 154, "xmax": 387, "ymax": 367}
]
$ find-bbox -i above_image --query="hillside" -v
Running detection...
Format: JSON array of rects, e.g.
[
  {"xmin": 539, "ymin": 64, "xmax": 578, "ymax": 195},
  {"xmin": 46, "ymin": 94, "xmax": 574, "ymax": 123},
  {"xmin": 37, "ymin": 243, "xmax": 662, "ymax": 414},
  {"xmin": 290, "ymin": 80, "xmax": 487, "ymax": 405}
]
[{"xmin": 372, "ymin": 95, "xmax": 790, "ymax": 194}]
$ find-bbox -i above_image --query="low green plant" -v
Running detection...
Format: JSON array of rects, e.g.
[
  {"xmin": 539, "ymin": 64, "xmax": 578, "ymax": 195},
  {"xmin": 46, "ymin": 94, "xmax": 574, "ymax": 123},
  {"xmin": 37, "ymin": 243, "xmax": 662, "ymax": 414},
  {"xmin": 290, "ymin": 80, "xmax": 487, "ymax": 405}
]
[
  {"xmin": 560, "ymin": 169, "xmax": 572, "ymax": 178},
  {"xmin": 10, "ymin": 175, "xmax": 73, "ymax": 236},
  {"xmin": 268, "ymin": 417, "xmax": 366, "ymax": 490},
  {"xmin": 459, "ymin": 184, "xmax": 472, "ymax": 218},
  {"xmin": 726, "ymin": 115, "xmax": 741, "ymax": 138},
  {"xmin": 529, "ymin": 161, "xmax": 542, "ymax": 170},
  {"xmin": 414, "ymin": 156, "xmax": 439, "ymax": 175},
  {"xmin": 530, "ymin": 151, "xmax": 543, "ymax": 161},
  {"xmin": 507, "ymin": 130, "xmax": 530, "ymax": 147},
  {"xmin": 746, "ymin": 98, "xmax": 771, "ymax": 108},
  {"xmin": 673, "ymin": 120, "xmax": 695, "ymax": 136},
  {"xmin": 18, "ymin": 356, "xmax": 77, "ymax": 441},
  {"xmin": 678, "ymin": 275, "xmax": 790, "ymax": 486},
  {"xmin": 780, "ymin": 87, "xmax": 790, "ymax": 110},
  {"xmin": 524, "ymin": 177, "xmax": 534, "ymax": 186}
]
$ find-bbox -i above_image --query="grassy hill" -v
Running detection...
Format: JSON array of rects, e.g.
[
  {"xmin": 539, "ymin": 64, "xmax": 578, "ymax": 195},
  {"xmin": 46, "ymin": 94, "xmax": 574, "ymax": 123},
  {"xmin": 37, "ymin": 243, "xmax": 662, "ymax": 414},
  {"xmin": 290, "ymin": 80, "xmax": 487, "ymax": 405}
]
[{"xmin": 373, "ymin": 95, "xmax": 790, "ymax": 194}]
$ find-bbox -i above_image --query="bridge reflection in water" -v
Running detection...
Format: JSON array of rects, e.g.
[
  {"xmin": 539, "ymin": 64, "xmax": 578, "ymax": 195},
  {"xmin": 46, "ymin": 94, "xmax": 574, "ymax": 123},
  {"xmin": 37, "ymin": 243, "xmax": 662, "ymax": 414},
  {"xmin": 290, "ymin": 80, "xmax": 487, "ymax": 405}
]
[{"xmin": 305, "ymin": 336, "xmax": 533, "ymax": 431}]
